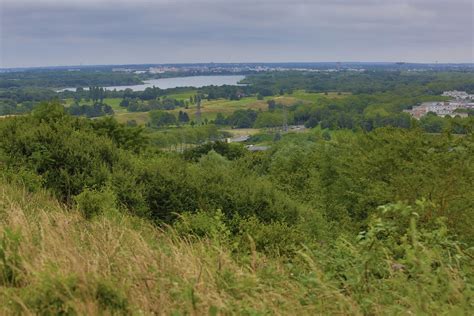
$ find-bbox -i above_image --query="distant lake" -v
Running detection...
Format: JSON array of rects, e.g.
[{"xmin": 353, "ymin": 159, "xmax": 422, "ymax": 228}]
[{"xmin": 58, "ymin": 75, "xmax": 246, "ymax": 92}]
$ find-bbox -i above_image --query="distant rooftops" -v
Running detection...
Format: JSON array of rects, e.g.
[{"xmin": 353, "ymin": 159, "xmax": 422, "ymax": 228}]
[{"xmin": 404, "ymin": 91, "xmax": 473, "ymax": 119}]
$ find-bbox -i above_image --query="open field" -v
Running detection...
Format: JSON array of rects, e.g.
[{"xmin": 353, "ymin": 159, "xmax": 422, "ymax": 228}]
[
  {"xmin": 220, "ymin": 128, "xmax": 261, "ymax": 136},
  {"xmin": 289, "ymin": 90, "xmax": 351, "ymax": 102},
  {"xmin": 166, "ymin": 90, "xmax": 197, "ymax": 101},
  {"xmin": 114, "ymin": 111, "xmax": 150, "ymax": 125},
  {"xmin": 62, "ymin": 98, "xmax": 127, "ymax": 112},
  {"xmin": 62, "ymin": 92, "xmax": 342, "ymax": 126},
  {"xmin": 171, "ymin": 95, "xmax": 310, "ymax": 121}
]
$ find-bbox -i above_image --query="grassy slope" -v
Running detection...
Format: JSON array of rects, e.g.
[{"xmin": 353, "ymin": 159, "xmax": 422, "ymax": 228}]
[
  {"xmin": 0, "ymin": 180, "xmax": 471, "ymax": 314},
  {"xmin": 0, "ymin": 181, "xmax": 357, "ymax": 315}
]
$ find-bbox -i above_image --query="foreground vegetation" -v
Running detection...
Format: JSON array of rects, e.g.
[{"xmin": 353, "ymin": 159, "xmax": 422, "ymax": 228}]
[
  {"xmin": 0, "ymin": 103, "xmax": 473, "ymax": 314},
  {"xmin": 0, "ymin": 179, "xmax": 472, "ymax": 315}
]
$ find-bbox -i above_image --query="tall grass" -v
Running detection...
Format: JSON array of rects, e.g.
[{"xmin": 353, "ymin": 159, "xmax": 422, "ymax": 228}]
[
  {"xmin": 0, "ymin": 181, "xmax": 471, "ymax": 315},
  {"xmin": 0, "ymin": 182, "xmax": 346, "ymax": 314}
]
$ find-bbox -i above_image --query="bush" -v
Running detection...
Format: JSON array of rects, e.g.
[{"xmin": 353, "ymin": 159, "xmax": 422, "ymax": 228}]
[
  {"xmin": 174, "ymin": 209, "xmax": 231, "ymax": 241},
  {"xmin": 95, "ymin": 279, "xmax": 129, "ymax": 314},
  {"xmin": 74, "ymin": 188, "xmax": 117, "ymax": 219},
  {"xmin": 183, "ymin": 141, "xmax": 246, "ymax": 162},
  {"xmin": 23, "ymin": 274, "xmax": 79, "ymax": 315},
  {"xmin": 307, "ymin": 201, "xmax": 474, "ymax": 314},
  {"xmin": 1, "ymin": 167, "xmax": 43, "ymax": 193},
  {"xmin": 0, "ymin": 229, "xmax": 23, "ymax": 286},
  {"xmin": 237, "ymin": 217, "xmax": 307, "ymax": 257},
  {"xmin": 0, "ymin": 105, "xmax": 120, "ymax": 201}
]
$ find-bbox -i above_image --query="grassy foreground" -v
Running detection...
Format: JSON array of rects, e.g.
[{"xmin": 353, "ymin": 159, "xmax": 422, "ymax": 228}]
[
  {"xmin": 0, "ymin": 181, "xmax": 352, "ymax": 315},
  {"xmin": 1, "ymin": 180, "xmax": 472, "ymax": 315}
]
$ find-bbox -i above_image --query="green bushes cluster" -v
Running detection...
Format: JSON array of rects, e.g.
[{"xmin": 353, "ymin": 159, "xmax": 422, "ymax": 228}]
[
  {"xmin": 303, "ymin": 202, "xmax": 473, "ymax": 314},
  {"xmin": 0, "ymin": 102, "xmax": 301, "ymax": 227},
  {"xmin": 1, "ymin": 102, "xmax": 472, "ymax": 242}
]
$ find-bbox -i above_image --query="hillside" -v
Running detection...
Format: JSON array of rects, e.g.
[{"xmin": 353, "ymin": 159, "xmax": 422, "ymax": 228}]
[
  {"xmin": 0, "ymin": 104, "xmax": 473, "ymax": 315},
  {"xmin": 1, "ymin": 180, "xmax": 472, "ymax": 315},
  {"xmin": 0, "ymin": 181, "xmax": 319, "ymax": 314}
]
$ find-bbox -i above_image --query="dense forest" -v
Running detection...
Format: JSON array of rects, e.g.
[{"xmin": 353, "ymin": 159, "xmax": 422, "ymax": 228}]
[
  {"xmin": 243, "ymin": 70, "xmax": 474, "ymax": 95},
  {"xmin": 0, "ymin": 70, "xmax": 143, "ymax": 89},
  {"xmin": 0, "ymin": 100, "xmax": 472, "ymax": 314}
]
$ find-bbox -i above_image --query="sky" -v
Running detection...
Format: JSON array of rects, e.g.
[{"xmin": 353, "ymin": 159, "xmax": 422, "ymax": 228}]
[{"xmin": 1, "ymin": 0, "xmax": 473, "ymax": 68}]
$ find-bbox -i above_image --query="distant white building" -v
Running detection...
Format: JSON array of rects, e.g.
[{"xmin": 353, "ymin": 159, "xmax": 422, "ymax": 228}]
[
  {"xmin": 149, "ymin": 67, "xmax": 180, "ymax": 74},
  {"xmin": 112, "ymin": 68, "xmax": 133, "ymax": 72},
  {"xmin": 404, "ymin": 91, "xmax": 473, "ymax": 119},
  {"xmin": 405, "ymin": 101, "xmax": 470, "ymax": 119},
  {"xmin": 442, "ymin": 90, "xmax": 474, "ymax": 100},
  {"xmin": 149, "ymin": 67, "xmax": 165, "ymax": 74}
]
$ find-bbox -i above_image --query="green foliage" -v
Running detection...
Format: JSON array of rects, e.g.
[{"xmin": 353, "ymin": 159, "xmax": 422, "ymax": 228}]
[
  {"xmin": 226, "ymin": 109, "xmax": 258, "ymax": 128},
  {"xmin": 245, "ymin": 70, "xmax": 474, "ymax": 95},
  {"xmin": 1, "ymin": 167, "xmax": 44, "ymax": 193},
  {"xmin": 0, "ymin": 70, "xmax": 142, "ymax": 89},
  {"xmin": 90, "ymin": 116, "xmax": 147, "ymax": 152},
  {"xmin": 307, "ymin": 201, "xmax": 473, "ymax": 314},
  {"xmin": 174, "ymin": 209, "xmax": 231, "ymax": 241},
  {"xmin": 0, "ymin": 87, "xmax": 57, "ymax": 115},
  {"xmin": 149, "ymin": 110, "xmax": 177, "ymax": 127},
  {"xmin": 237, "ymin": 217, "xmax": 306, "ymax": 257},
  {"xmin": 183, "ymin": 141, "xmax": 246, "ymax": 161},
  {"xmin": 254, "ymin": 110, "xmax": 289, "ymax": 128},
  {"xmin": 0, "ymin": 104, "xmax": 118, "ymax": 201},
  {"xmin": 0, "ymin": 229, "xmax": 23, "ymax": 287},
  {"xmin": 68, "ymin": 102, "xmax": 114, "ymax": 118},
  {"xmin": 95, "ymin": 279, "xmax": 129, "ymax": 314},
  {"xmin": 74, "ymin": 187, "xmax": 117, "ymax": 219},
  {"xmin": 0, "ymin": 98, "xmax": 473, "ymax": 314},
  {"xmin": 23, "ymin": 274, "xmax": 79, "ymax": 315},
  {"xmin": 419, "ymin": 112, "xmax": 446, "ymax": 133},
  {"xmin": 32, "ymin": 101, "xmax": 67, "ymax": 122},
  {"xmin": 148, "ymin": 125, "xmax": 226, "ymax": 149}
]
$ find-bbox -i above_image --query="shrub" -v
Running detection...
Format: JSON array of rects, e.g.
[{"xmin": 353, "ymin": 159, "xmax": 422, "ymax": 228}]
[
  {"xmin": 174, "ymin": 209, "xmax": 231, "ymax": 242},
  {"xmin": 307, "ymin": 201, "xmax": 474, "ymax": 314},
  {"xmin": 74, "ymin": 187, "xmax": 117, "ymax": 219},
  {"xmin": 95, "ymin": 279, "xmax": 129, "ymax": 314},
  {"xmin": 237, "ymin": 217, "xmax": 307, "ymax": 257},
  {"xmin": 0, "ymin": 228, "xmax": 23, "ymax": 286},
  {"xmin": 24, "ymin": 274, "xmax": 79, "ymax": 315},
  {"xmin": 1, "ymin": 167, "xmax": 43, "ymax": 193}
]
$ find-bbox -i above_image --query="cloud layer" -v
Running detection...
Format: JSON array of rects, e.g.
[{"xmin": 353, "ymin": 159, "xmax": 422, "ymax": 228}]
[{"xmin": 1, "ymin": 0, "xmax": 473, "ymax": 67}]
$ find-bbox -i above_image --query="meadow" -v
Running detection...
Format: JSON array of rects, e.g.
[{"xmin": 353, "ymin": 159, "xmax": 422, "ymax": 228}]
[
  {"xmin": 64, "ymin": 92, "xmax": 320, "ymax": 128},
  {"xmin": 8, "ymin": 92, "xmax": 322, "ymax": 127}
]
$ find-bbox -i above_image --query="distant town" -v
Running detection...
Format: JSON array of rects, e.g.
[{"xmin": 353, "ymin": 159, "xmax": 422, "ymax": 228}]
[
  {"xmin": 404, "ymin": 90, "xmax": 474, "ymax": 119},
  {"xmin": 2, "ymin": 62, "xmax": 473, "ymax": 74}
]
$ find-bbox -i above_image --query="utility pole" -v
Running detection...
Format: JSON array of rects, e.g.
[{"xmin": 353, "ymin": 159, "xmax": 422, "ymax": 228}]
[
  {"xmin": 283, "ymin": 107, "xmax": 288, "ymax": 132},
  {"xmin": 195, "ymin": 95, "xmax": 202, "ymax": 126}
]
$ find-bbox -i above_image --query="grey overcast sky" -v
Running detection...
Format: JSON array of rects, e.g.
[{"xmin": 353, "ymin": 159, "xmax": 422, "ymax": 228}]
[{"xmin": 1, "ymin": 0, "xmax": 473, "ymax": 68}]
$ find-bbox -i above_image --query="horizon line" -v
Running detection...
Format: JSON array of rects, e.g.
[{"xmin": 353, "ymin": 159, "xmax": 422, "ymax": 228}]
[{"xmin": 2, "ymin": 61, "xmax": 474, "ymax": 70}]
